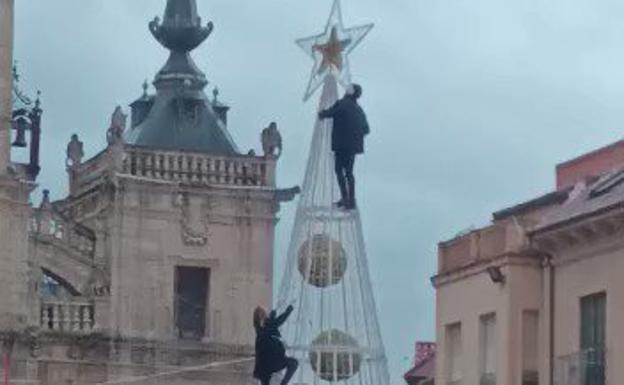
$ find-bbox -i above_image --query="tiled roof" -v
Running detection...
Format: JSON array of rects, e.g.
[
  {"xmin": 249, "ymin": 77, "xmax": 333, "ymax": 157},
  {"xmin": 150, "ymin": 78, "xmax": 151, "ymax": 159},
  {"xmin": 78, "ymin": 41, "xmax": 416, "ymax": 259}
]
[
  {"xmin": 533, "ymin": 169, "xmax": 624, "ymax": 233},
  {"xmin": 404, "ymin": 342, "xmax": 436, "ymax": 385}
]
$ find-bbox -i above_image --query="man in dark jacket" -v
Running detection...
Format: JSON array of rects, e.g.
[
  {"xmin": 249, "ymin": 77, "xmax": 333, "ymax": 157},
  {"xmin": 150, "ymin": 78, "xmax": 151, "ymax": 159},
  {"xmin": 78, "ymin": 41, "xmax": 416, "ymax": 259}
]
[{"xmin": 319, "ymin": 84, "xmax": 370, "ymax": 210}]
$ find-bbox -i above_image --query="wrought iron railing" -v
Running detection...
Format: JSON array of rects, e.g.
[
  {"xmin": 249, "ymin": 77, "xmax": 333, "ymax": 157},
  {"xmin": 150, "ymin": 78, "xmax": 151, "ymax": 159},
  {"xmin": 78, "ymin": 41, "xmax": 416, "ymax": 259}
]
[{"xmin": 555, "ymin": 348, "xmax": 606, "ymax": 385}]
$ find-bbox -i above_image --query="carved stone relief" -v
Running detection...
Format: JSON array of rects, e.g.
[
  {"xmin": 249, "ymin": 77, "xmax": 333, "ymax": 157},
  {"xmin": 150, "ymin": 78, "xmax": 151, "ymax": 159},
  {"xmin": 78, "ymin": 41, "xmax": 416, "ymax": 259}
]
[{"xmin": 173, "ymin": 192, "xmax": 217, "ymax": 247}]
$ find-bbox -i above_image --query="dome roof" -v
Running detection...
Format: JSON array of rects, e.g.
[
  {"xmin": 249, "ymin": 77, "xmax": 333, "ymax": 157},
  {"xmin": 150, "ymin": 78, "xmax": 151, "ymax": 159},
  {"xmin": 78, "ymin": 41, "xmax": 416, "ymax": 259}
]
[
  {"xmin": 124, "ymin": 0, "xmax": 238, "ymax": 155},
  {"xmin": 124, "ymin": 88, "xmax": 237, "ymax": 155}
]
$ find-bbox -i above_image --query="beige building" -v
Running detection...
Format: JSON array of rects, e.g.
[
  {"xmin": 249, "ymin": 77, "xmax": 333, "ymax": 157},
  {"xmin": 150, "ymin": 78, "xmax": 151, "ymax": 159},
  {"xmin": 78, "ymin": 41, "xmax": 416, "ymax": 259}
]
[
  {"xmin": 0, "ymin": 0, "xmax": 297, "ymax": 384},
  {"xmin": 432, "ymin": 140, "xmax": 624, "ymax": 385}
]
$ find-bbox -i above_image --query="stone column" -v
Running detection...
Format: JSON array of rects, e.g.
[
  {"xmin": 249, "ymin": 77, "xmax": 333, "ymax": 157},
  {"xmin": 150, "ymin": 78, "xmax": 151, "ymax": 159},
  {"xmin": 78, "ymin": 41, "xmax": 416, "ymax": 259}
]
[
  {"xmin": 0, "ymin": 0, "xmax": 33, "ymax": 335},
  {"xmin": 0, "ymin": 0, "xmax": 14, "ymax": 174}
]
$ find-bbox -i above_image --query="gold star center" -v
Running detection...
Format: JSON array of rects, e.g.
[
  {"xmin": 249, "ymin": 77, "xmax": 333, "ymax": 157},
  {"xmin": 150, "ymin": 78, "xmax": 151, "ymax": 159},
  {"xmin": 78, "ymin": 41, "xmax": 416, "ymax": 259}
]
[{"xmin": 313, "ymin": 26, "xmax": 351, "ymax": 74}]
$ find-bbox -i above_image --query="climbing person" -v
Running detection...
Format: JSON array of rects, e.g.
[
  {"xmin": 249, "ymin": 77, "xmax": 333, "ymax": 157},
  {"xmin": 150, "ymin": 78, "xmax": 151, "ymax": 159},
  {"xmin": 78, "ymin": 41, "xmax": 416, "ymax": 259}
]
[
  {"xmin": 319, "ymin": 83, "xmax": 370, "ymax": 210},
  {"xmin": 253, "ymin": 305, "xmax": 298, "ymax": 385}
]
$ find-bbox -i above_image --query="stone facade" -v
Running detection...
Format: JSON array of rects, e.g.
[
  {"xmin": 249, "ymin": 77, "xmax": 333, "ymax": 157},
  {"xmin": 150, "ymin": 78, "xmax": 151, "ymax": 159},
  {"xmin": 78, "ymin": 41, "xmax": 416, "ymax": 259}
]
[
  {"xmin": 0, "ymin": 1, "xmax": 298, "ymax": 384},
  {"xmin": 0, "ymin": 0, "xmax": 14, "ymax": 170}
]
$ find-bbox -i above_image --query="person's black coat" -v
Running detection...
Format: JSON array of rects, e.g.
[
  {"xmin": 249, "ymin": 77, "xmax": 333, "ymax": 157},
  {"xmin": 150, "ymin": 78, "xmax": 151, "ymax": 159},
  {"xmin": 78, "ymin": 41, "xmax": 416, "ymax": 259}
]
[
  {"xmin": 319, "ymin": 96, "xmax": 370, "ymax": 154},
  {"xmin": 253, "ymin": 306, "xmax": 294, "ymax": 382}
]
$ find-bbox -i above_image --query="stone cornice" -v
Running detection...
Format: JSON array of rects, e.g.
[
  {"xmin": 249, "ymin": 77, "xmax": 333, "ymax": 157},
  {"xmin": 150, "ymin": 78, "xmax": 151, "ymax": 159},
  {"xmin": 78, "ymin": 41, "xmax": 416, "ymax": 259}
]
[
  {"xmin": 531, "ymin": 206, "xmax": 624, "ymax": 258},
  {"xmin": 431, "ymin": 252, "xmax": 541, "ymax": 288}
]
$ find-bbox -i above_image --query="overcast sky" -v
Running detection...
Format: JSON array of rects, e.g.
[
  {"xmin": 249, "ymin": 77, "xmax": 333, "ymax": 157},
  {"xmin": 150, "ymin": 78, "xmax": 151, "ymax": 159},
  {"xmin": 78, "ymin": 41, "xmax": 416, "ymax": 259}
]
[{"xmin": 13, "ymin": 0, "xmax": 624, "ymax": 383}]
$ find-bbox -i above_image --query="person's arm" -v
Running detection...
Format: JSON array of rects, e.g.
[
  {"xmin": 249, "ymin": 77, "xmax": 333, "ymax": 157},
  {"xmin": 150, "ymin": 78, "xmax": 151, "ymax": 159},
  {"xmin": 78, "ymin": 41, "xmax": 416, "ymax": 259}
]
[
  {"xmin": 274, "ymin": 305, "xmax": 294, "ymax": 327},
  {"xmin": 319, "ymin": 101, "xmax": 341, "ymax": 120}
]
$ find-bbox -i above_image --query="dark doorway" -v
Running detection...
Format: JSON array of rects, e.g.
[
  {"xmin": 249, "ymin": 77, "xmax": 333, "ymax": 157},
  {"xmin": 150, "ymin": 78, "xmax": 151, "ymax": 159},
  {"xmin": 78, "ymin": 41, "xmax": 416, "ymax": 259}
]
[{"xmin": 175, "ymin": 266, "xmax": 209, "ymax": 340}]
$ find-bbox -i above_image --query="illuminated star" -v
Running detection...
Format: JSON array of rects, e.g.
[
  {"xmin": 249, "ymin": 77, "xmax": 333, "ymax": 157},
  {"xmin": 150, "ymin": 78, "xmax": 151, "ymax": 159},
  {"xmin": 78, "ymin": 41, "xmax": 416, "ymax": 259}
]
[
  {"xmin": 313, "ymin": 27, "xmax": 351, "ymax": 75},
  {"xmin": 296, "ymin": 0, "xmax": 373, "ymax": 101}
]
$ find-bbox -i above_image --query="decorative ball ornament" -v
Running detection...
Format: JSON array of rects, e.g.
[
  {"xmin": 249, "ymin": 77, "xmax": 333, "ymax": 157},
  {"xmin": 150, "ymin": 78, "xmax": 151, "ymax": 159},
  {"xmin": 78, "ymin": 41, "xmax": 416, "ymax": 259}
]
[
  {"xmin": 309, "ymin": 329, "xmax": 362, "ymax": 382},
  {"xmin": 297, "ymin": 234, "xmax": 347, "ymax": 288}
]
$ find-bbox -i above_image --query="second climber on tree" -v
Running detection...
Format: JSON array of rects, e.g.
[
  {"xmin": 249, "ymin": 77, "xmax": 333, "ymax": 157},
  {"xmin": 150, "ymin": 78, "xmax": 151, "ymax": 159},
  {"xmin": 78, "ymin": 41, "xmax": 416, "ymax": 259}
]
[
  {"xmin": 319, "ymin": 83, "xmax": 370, "ymax": 210},
  {"xmin": 253, "ymin": 305, "xmax": 298, "ymax": 385}
]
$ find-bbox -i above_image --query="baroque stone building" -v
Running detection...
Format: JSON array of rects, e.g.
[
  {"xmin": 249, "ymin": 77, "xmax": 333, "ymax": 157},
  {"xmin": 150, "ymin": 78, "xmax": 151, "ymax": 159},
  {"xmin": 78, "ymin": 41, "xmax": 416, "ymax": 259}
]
[{"xmin": 0, "ymin": 0, "xmax": 297, "ymax": 384}]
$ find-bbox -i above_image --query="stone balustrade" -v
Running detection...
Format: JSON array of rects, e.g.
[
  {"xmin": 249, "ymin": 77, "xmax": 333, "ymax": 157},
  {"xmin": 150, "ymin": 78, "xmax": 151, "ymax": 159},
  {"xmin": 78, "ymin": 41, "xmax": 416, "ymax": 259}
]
[
  {"xmin": 438, "ymin": 223, "xmax": 507, "ymax": 274},
  {"xmin": 121, "ymin": 147, "xmax": 274, "ymax": 187},
  {"xmin": 40, "ymin": 300, "xmax": 95, "ymax": 333},
  {"xmin": 31, "ymin": 207, "xmax": 96, "ymax": 258}
]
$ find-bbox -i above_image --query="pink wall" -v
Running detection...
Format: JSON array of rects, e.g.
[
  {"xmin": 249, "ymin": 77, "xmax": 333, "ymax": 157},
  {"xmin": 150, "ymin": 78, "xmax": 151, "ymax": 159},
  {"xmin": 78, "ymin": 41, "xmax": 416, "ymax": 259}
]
[{"xmin": 556, "ymin": 140, "xmax": 624, "ymax": 189}]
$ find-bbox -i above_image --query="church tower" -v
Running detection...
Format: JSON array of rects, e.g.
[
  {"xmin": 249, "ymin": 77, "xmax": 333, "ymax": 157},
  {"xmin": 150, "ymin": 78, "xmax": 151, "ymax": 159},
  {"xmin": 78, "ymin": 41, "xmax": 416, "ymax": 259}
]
[
  {"xmin": 0, "ymin": 0, "xmax": 296, "ymax": 383},
  {"xmin": 43, "ymin": 0, "xmax": 297, "ymax": 383},
  {"xmin": 59, "ymin": 0, "xmax": 296, "ymax": 345}
]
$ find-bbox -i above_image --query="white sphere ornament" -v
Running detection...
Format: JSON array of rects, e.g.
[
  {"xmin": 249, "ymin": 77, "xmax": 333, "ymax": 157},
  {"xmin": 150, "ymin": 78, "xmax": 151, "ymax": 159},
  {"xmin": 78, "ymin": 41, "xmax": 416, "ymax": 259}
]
[
  {"xmin": 309, "ymin": 329, "xmax": 362, "ymax": 382},
  {"xmin": 297, "ymin": 234, "xmax": 347, "ymax": 288}
]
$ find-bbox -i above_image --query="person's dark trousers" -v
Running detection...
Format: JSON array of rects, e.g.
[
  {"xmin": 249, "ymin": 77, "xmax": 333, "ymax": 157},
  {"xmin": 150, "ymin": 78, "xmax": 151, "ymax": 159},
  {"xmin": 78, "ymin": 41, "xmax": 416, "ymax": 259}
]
[
  {"xmin": 280, "ymin": 357, "xmax": 298, "ymax": 385},
  {"xmin": 334, "ymin": 151, "xmax": 356, "ymax": 209},
  {"xmin": 260, "ymin": 358, "xmax": 298, "ymax": 385}
]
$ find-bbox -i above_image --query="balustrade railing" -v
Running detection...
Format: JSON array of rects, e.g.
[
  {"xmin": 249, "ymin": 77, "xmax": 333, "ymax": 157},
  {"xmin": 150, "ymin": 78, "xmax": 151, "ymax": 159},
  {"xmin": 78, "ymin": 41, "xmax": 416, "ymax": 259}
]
[
  {"xmin": 30, "ymin": 207, "xmax": 96, "ymax": 258},
  {"xmin": 40, "ymin": 300, "xmax": 95, "ymax": 333},
  {"xmin": 555, "ymin": 348, "xmax": 607, "ymax": 385},
  {"xmin": 122, "ymin": 147, "xmax": 273, "ymax": 187}
]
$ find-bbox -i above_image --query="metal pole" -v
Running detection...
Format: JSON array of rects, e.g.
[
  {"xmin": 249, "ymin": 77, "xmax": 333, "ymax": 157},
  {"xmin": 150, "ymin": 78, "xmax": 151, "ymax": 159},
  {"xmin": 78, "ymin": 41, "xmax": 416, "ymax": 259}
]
[{"xmin": 0, "ymin": 0, "xmax": 15, "ymax": 175}]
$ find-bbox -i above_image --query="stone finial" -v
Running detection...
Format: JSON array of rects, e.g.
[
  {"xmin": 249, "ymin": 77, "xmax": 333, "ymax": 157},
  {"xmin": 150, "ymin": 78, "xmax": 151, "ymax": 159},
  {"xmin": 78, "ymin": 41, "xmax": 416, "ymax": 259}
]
[
  {"xmin": 36, "ymin": 189, "xmax": 54, "ymax": 235},
  {"xmin": 107, "ymin": 106, "xmax": 127, "ymax": 146},
  {"xmin": 66, "ymin": 134, "xmax": 84, "ymax": 169},
  {"xmin": 261, "ymin": 122, "xmax": 282, "ymax": 159},
  {"xmin": 39, "ymin": 189, "xmax": 52, "ymax": 210}
]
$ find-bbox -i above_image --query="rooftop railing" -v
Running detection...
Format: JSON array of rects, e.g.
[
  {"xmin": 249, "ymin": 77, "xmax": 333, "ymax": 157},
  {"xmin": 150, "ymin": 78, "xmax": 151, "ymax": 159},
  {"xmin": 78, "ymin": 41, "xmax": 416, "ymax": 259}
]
[
  {"xmin": 121, "ymin": 147, "xmax": 274, "ymax": 187},
  {"xmin": 438, "ymin": 224, "xmax": 507, "ymax": 274}
]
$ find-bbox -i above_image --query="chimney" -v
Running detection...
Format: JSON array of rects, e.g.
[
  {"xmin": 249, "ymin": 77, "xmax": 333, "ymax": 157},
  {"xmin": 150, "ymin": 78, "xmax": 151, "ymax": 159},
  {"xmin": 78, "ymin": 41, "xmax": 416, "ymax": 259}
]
[{"xmin": 556, "ymin": 140, "xmax": 624, "ymax": 189}]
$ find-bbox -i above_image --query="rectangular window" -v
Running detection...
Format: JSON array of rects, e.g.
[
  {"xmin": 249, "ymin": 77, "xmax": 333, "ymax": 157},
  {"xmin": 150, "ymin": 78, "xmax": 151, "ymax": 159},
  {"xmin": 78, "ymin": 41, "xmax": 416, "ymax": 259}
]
[
  {"xmin": 446, "ymin": 322, "xmax": 462, "ymax": 385},
  {"xmin": 522, "ymin": 311, "xmax": 539, "ymax": 385},
  {"xmin": 174, "ymin": 266, "xmax": 210, "ymax": 340},
  {"xmin": 479, "ymin": 314, "xmax": 496, "ymax": 385},
  {"xmin": 580, "ymin": 293, "xmax": 606, "ymax": 385}
]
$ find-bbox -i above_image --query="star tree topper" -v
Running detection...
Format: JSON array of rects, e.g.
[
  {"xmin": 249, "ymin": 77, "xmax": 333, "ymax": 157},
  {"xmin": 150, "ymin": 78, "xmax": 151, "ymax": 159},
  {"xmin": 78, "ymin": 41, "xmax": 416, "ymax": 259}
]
[{"xmin": 296, "ymin": 0, "xmax": 374, "ymax": 101}]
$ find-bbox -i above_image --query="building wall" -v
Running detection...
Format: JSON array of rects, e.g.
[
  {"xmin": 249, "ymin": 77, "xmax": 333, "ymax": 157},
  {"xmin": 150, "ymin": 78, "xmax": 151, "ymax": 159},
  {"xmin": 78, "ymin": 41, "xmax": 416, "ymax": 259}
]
[
  {"xmin": 553, "ymin": 237, "xmax": 624, "ymax": 383},
  {"xmin": 435, "ymin": 254, "xmax": 543, "ymax": 385},
  {"xmin": 0, "ymin": 0, "xmax": 14, "ymax": 170},
  {"xmin": 107, "ymin": 180, "xmax": 274, "ymax": 346},
  {"xmin": 0, "ymin": 178, "xmax": 38, "ymax": 330},
  {"xmin": 556, "ymin": 140, "xmax": 624, "ymax": 189}
]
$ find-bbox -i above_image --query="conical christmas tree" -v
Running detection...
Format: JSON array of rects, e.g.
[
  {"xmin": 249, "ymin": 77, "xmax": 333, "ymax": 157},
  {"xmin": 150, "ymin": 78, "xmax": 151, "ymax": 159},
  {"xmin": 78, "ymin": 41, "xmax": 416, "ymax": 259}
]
[{"xmin": 276, "ymin": 2, "xmax": 390, "ymax": 385}]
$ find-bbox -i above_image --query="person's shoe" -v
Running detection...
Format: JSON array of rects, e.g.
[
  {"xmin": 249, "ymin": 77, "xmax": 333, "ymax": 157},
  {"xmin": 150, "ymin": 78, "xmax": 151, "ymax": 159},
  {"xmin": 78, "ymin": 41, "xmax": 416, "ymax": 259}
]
[
  {"xmin": 344, "ymin": 199, "xmax": 357, "ymax": 210},
  {"xmin": 334, "ymin": 199, "xmax": 346, "ymax": 208}
]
